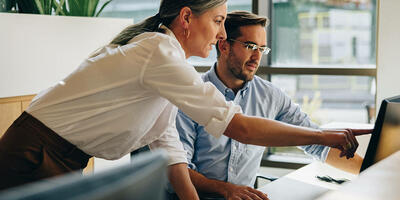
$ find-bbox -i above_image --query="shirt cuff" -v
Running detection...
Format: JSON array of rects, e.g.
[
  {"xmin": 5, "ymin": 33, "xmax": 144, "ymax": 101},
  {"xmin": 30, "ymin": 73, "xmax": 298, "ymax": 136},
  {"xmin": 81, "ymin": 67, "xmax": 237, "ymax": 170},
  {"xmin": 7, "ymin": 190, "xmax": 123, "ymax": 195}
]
[
  {"xmin": 204, "ymin": 102, "xmax": 242, "ymax": 138},
  {"xmin": 320, "ymin": 146, "xmax": 331, "ymax": 162},
  {"xmin": 166, "ymin": 151, "xmax": 188, "ymax": 166}
]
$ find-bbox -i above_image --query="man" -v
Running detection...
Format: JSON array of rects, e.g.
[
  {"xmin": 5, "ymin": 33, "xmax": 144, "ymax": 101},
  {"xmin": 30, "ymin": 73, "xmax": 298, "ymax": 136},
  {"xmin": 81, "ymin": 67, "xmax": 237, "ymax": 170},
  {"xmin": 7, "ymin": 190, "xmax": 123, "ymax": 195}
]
[{"xmin": 176, "ymin": 11, "xmax": 363, "ymax": 199}]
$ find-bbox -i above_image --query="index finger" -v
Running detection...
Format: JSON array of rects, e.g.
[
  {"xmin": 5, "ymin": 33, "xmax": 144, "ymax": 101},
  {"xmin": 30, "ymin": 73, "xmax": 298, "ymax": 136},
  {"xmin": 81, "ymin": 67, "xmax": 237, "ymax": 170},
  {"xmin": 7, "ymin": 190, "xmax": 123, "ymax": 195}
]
[{"xmin": 351, "ymin": 129, "xmax": 373, "ymax": 136}]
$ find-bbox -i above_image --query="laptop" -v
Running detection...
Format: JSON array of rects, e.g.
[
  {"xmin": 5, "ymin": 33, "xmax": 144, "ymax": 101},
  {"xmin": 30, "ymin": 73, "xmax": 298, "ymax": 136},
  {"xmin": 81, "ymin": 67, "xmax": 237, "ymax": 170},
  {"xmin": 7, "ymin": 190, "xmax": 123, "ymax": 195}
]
[{"xmin": 259, "ymin": 95, "xmax": 400, "ymax": 200}]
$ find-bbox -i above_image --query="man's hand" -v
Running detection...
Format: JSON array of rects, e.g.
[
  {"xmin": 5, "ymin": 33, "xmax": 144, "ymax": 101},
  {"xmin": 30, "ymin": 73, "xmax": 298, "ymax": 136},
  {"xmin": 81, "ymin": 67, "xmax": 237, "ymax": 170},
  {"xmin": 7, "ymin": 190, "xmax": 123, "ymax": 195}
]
[{"xmin": 222, "ymin": 182, "xmax": 269, "ymax": 200}]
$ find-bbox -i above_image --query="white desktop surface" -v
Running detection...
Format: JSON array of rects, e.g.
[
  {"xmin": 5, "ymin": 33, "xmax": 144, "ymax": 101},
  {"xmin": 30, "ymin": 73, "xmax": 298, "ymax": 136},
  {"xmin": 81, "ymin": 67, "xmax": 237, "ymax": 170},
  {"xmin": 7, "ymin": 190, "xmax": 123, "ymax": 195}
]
[
  {"xmin": 317, "ymin": 151, "xmax": 400, "ymax": 200},
  {"xmin": 258, "ymin": 161, "xmax": 357, "ymax": 200},
  {"xmin": 284, "ymin": 161, "xmax": 357, "ymax": 190},
  {"xmin": 259, "ymin": 161, "xmax": 357, "ymax": 191}
]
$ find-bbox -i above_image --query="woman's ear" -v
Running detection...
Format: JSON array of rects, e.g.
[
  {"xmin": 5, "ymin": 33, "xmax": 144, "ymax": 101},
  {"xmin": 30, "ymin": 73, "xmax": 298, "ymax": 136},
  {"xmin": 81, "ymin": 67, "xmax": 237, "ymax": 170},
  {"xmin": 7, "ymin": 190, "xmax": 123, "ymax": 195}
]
[{"xmin": 178, "ymin": 6, "xmax": 193, "ymax": 30}]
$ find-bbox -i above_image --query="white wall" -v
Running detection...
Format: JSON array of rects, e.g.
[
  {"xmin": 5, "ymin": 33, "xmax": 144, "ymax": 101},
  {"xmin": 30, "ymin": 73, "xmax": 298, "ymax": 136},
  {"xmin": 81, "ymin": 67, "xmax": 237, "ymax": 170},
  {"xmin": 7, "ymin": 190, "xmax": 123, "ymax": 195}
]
[
  {"xmin": 376, "ymin": 0, "xmax": 400, "ymax": 109},
  {"xmin": 0, "ymin": 13, "xmax": 132, "ymax": 98}
]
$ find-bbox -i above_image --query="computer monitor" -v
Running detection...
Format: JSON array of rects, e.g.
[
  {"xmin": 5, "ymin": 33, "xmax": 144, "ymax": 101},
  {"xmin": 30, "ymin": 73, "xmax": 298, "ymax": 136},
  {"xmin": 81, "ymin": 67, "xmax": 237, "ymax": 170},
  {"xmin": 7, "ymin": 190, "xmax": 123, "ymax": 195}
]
[
  {"xmin": 360, "ymin": 95, "xmax": 400, "ymax": 172},
  {"xmin": 0, "ymin": 150, "xmax": 168, "ymax": 200}
]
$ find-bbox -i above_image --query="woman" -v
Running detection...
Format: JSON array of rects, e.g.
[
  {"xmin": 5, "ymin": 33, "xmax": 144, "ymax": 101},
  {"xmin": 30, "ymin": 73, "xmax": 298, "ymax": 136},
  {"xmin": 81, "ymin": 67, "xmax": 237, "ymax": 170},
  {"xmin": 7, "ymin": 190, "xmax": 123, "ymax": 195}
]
[{"xmin": 0, "ymin": 0, "xmax": 363, "ymax": 199}]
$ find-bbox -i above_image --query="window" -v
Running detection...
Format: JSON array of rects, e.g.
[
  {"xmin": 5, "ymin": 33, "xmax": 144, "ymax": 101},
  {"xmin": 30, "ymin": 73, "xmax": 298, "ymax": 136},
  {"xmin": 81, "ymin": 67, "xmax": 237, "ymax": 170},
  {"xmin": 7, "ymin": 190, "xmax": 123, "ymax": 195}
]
[
  {"xmin": 270, "ymin": 0, "xmax": 376, "ymax": 67},
  {"xmin": 261, "ymin": 0, "xmax": 377, "ymax": 160}
]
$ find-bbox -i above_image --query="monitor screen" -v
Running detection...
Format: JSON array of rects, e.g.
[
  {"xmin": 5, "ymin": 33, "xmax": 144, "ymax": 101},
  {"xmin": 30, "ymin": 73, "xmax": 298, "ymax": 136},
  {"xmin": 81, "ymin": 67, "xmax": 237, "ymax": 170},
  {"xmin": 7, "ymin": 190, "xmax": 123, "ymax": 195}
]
[{"xmin": 360, "ymin": 95, "xmax": 400, "ymax": 172}]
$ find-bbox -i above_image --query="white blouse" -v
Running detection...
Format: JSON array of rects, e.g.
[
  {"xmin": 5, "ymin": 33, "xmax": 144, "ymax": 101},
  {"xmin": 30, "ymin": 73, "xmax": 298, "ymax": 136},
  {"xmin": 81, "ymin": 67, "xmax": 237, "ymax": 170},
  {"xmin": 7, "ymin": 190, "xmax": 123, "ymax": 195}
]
[{"xmin": 26, "ymin": 26, "xmax": 241, "ymax": 165}]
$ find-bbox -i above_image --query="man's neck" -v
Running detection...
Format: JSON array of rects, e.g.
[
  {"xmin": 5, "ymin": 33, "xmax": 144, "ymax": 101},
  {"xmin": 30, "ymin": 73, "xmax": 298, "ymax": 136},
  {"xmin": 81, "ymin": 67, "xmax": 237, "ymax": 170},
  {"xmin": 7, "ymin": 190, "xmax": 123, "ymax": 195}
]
[{"xmin": 215, "ymin": 61, "xmax": 245, "ymax": 94}]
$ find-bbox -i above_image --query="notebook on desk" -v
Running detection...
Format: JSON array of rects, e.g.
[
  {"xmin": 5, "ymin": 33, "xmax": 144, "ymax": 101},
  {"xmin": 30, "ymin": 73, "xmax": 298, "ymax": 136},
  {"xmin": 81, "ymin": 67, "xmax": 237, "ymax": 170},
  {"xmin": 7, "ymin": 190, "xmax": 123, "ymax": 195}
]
[
  {"xmin": 259, "ymin": 177, "xmax": 330, "ymax": 200},
  {"xmin": 259, "ymin": 95, "xmax": 400, "ymax": 200}
]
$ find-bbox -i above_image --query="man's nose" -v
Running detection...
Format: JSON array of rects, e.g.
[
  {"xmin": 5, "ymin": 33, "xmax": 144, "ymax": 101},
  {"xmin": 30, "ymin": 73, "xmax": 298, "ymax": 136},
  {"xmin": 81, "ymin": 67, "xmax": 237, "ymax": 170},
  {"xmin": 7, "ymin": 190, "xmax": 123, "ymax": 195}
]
[{"xmin": 251, "ymin": 49, "xmax": 262, "ymax": 61}]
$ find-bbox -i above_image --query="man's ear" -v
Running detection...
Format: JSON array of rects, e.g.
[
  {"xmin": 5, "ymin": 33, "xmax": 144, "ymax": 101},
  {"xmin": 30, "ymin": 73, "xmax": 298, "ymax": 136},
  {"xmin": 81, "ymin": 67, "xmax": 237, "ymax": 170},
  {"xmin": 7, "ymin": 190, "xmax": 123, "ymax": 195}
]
[
  {"xmin": 178, "ymin": 6, "xmax": 193, "ymax": 30},
  {"xmin": 218, "ymin": 40, "xmax": 230, "ymax": 55}
]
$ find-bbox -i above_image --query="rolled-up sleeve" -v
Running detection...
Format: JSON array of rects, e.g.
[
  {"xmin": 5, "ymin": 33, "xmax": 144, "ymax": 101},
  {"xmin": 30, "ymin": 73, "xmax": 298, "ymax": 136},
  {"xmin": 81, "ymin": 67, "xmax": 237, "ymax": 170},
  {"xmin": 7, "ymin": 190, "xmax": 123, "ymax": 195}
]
[
  {"xmin": 276, "ymin": 91, "xmax": 330, "ymax": 162},
  {"xmin": 141, "ymin": 37, "xmax": 241, "ymax": 138}
]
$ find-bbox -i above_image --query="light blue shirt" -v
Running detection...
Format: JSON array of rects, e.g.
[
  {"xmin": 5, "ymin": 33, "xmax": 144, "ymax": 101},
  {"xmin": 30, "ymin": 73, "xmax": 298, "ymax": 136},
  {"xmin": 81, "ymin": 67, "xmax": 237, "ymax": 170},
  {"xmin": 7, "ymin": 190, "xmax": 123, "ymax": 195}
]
[{"xmin": 176, "ymin": 64, "xmax": 330, "ymax": 187}]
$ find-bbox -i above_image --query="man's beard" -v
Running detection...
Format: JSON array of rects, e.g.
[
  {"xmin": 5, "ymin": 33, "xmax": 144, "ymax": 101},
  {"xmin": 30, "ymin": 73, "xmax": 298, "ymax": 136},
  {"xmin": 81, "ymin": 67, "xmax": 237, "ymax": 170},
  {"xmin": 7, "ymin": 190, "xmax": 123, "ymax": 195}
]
[{"xmin": 226, "ymin": 49, "xmax": 256, "ymax": 82}]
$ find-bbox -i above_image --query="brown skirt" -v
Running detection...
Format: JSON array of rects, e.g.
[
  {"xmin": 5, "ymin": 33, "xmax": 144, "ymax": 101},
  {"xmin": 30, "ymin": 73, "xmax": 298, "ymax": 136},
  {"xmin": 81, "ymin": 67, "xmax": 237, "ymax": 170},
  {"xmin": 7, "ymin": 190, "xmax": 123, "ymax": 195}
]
[{"xmin": 0, "ymin": 112, "xmax": 92, "ymax": 191}]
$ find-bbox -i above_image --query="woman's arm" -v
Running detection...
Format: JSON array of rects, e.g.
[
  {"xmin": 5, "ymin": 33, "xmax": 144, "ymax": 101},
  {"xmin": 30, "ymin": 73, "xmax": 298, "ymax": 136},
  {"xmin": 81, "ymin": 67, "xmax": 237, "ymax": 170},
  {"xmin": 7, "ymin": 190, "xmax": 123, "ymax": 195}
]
[
  {"xmin": 224, "ymin": 113, "xmax": 359, "ymax": 157},
  {"xmin": 168, "ymin": 163, "xmax": 199, "ymax": 200}
]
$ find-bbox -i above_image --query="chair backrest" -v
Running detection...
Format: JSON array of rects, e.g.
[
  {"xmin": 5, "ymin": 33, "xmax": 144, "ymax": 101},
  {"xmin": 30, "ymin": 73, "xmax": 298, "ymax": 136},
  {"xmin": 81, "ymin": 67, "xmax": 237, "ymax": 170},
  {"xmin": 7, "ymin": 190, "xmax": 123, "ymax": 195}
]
[{"xmin": 0, "ymin": 150, "xmax": 168, "ymax": 200}]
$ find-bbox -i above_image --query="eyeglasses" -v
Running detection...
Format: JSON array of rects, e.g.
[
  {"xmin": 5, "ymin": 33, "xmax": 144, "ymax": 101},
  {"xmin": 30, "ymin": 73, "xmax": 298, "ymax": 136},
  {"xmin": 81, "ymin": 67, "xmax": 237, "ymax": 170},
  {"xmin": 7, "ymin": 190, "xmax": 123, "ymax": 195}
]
[{"xmin": 228, "ymin": 39, "xmax": 271, "ymax": 55}]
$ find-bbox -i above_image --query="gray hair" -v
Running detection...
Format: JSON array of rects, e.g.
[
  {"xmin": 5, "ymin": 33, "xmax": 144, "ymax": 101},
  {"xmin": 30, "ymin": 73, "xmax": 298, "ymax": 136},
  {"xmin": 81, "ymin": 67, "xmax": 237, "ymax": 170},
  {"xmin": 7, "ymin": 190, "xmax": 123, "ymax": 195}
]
[{"xmin": 110, "ymin": 0, "xmax": 227, "ymax": 45}]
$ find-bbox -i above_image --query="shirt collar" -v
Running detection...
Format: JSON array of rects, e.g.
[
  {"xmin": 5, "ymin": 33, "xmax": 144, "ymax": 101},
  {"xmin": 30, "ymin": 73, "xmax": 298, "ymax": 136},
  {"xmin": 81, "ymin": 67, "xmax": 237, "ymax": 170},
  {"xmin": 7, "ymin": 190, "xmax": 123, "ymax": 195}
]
[
  {"xmin": 206, "ymin": 63, "xmax": 229, "ymax": 94},
  {"xmin": 206, "ymin": 63, "xmax": 250, "ymax": 96},
  {"xmin": 160, "ymin": 25, "xmax": 177, "ymax": 40},
  {"xmin": 159, "ymin": 25, "xmax": 186, "ymax": 58}
]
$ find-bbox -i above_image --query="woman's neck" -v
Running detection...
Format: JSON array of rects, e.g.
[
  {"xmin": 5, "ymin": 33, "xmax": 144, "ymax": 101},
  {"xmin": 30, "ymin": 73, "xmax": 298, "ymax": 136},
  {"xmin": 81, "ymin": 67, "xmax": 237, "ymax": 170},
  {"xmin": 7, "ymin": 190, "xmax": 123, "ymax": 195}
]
[{"xmin": 168, "ymin": 22, "xmax": 191, "ymax": 59}]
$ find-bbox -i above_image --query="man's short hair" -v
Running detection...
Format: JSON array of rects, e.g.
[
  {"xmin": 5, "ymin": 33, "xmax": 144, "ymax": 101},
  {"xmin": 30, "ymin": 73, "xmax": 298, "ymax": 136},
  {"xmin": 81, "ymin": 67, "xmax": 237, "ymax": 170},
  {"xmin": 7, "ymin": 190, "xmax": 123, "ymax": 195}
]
[{"xmin": 216, "ymin": 11, "xmax": 269, "ymax": 58}]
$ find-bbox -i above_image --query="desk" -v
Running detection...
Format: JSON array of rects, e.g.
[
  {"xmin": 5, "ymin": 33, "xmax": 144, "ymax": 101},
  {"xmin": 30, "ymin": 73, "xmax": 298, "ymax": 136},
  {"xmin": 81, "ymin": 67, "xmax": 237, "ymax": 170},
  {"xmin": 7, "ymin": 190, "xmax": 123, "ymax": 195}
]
[
  {"xmin": 258, "ymin": 161, "xmax": 357, "ymax": 200},
  {"xmin": 282, "ymin": 161, "xmax": 356, "ymax": 190},
  {"xmin": 258, "ymin": 151, "xmax": 400, "ymax": 200},
  {"xmin": 317, "ymin": 151, "xmax": 400, "ymax": 200}
]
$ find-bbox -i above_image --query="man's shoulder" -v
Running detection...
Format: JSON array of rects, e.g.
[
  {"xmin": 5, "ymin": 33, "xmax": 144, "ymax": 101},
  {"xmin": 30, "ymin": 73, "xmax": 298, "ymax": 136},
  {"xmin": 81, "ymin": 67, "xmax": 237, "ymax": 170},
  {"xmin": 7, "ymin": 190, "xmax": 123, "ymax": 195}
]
[{"xmin": 251, "ymin": 75, "xmax": 281, "ymax": 91}]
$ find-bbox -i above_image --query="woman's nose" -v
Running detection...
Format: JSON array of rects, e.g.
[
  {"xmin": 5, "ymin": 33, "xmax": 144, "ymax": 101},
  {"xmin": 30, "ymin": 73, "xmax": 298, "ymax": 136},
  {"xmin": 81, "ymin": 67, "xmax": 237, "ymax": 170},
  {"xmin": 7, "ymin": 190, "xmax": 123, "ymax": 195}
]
[{"xmin": 217, "ymin": 24, "xmax": 227, "ymax": 40}]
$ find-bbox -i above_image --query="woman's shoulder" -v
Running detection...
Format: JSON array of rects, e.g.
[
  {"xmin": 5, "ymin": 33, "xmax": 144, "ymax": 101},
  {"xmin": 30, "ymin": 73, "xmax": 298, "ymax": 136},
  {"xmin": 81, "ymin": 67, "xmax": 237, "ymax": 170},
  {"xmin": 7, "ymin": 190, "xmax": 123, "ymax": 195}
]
[
  {"xmin": 129, "ymin": 32, "xmax": 180, "ymax": 48},
  {"xmin": 128, "ymin": 32, "xmax": 185, "ymax": 59}
]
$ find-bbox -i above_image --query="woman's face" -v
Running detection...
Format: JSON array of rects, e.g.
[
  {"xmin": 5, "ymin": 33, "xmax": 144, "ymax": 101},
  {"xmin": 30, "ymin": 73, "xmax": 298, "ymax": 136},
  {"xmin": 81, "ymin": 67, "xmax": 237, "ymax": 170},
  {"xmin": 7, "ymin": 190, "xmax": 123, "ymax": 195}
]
[{"xmin": 187, "ymin": 3, "xmax": 227, "ymax": 58}]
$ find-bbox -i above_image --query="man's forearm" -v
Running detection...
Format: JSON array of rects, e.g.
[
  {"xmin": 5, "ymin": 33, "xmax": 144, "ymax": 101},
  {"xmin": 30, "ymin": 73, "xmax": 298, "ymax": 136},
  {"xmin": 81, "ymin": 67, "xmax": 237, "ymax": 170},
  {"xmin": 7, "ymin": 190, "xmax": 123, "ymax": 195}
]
[
  {"xmin": 188, "ymin": 169, "xmax": 229, "ymax": 197},
  {"xmin": 168, "ymin": 163, "xmax": 199, "ymax": 200}
]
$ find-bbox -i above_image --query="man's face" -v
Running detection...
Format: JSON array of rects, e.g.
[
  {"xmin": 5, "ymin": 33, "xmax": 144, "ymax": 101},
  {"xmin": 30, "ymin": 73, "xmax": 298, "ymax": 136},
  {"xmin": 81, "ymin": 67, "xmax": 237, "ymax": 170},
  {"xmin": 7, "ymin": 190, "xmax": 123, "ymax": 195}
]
[{"xmin": 225, "ymin": 25, "xmax": 267, "ymax": 82}]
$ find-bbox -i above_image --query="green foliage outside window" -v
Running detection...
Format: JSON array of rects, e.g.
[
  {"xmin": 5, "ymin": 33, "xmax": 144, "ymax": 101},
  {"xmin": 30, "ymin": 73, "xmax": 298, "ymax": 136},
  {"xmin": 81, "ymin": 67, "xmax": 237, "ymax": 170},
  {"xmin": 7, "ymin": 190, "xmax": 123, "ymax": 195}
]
[{"xmin": 1, "ymin": 0, "xmax": 112, "ymax": 17}]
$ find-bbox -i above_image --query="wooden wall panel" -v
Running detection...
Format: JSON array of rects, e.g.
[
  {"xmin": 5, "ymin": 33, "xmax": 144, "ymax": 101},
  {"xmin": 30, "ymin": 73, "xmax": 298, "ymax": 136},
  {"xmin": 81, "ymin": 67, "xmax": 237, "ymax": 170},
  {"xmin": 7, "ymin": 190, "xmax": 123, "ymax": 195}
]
[
  {"xmin": 21, "ymin": 100, "xmax": 31, "ymax": 111},
  {"xmin": 0, "ymin": 95, "xmax": 94, "ymax": 173},
  {"xmin": 0, "ymin": 102, "xmax": 21, "ymax": 137},
  {"xmin": 83, "ymin": 158, "xmax": 94, "ymax": 175}
]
